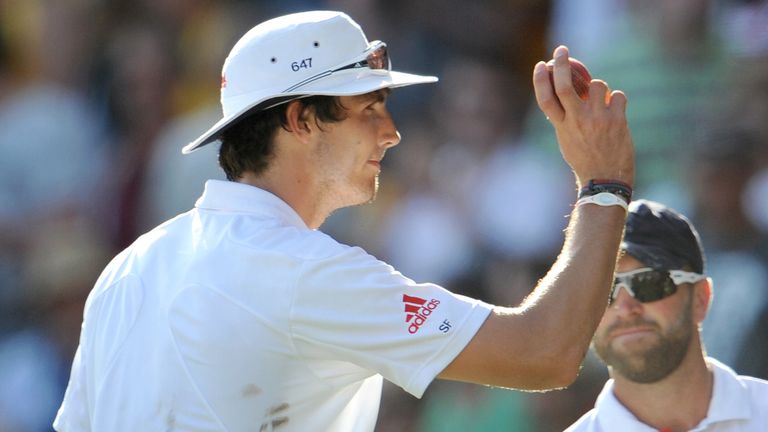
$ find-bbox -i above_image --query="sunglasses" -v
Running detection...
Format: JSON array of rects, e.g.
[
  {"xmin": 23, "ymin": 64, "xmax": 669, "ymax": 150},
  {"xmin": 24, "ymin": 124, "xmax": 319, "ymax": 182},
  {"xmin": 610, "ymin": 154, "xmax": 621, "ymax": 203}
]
[
  {"xmin": 610, "ymin": 267, "xmax": 705, "ymax": 305},
  {"xmin": 283, "ymin": 41, "xmax": 390, "ymax": 93}
]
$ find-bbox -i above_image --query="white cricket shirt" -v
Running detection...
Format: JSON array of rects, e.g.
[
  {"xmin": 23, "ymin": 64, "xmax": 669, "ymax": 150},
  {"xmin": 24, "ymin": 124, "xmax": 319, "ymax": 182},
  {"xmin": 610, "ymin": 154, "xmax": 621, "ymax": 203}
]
[
  {"xmin": 566, "ymin": 358, "xmax": 768, "ymax": 431},
  {"xmin": 54, "ymin": 180, "xmax": 492, "ymax": 432}
]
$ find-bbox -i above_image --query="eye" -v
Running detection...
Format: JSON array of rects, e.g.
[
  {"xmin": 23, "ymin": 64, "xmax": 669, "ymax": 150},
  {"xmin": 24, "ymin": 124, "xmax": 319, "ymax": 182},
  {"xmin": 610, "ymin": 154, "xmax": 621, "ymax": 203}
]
[
  {"xmin": 362, "ymin": 100, "xmax": 380, "ymax": 112},
  {"xmin": 370, "ymin": 97, "xmax": 388, "ymax": 109}
]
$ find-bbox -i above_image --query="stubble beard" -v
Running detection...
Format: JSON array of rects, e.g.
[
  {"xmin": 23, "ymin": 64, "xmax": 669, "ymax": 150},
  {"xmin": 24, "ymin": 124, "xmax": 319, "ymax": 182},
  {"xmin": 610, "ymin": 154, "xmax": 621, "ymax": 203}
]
[
  {"xmin": 323, "ymin": 171, "xmax": 379, "ymax": 211},
  {"xmin": 593, "ymin": 297, "xmax": 694, "ymax": 384},
  {"xmin": 313, "ymin": 144, "xmax": 378, "ymax": 209},
  {"xmin": 348, "ymin": 170, "xmax": 380, "ymax": 206}
]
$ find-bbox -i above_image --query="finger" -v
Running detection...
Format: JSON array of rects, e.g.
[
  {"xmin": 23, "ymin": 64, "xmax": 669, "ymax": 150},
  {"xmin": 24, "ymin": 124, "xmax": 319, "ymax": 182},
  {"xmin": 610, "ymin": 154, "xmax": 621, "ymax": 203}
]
[
  {"xmin": 551, "ymin": 46, "xmax": 581, "ymax": 112},
  {"xmin": 607, "ymin": 90, "xmax": 628, "ymax": 115},
  {"xmin": 533, "ymin": 61, "xmax": 564, "ymax": 122},
  {"xmin": 587, "ymin": 79, "xmax": 609, "ymax": 108}
]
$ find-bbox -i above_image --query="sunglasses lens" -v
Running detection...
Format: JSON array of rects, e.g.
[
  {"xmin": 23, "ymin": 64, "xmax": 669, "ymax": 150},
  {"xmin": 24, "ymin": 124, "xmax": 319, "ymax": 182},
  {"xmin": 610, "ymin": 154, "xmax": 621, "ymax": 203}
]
[
  {"xmin": 610, "ymin": 270, "xmax": 678, "ymax": 304},
  {"xmin": 366, "ymin": 45, "xmax": 389, "ymax": 70},
  {"xmin": 633, "ymin": 272, "xmax": 676, "ymax": 302}
]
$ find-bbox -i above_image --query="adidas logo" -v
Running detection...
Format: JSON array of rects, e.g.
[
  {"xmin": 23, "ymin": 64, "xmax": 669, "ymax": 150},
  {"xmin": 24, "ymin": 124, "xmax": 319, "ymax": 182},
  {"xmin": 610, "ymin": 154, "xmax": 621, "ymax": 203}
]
[{"xmin": 402, "ymin": 294, "xmax": 441, "ymax": 334}]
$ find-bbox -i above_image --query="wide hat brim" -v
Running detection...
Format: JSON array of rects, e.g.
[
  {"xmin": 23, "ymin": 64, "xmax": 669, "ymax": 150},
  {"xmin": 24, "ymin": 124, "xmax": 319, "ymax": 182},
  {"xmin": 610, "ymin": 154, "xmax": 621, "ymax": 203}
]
[{"xmin": 182, "ymin": 69, "xmax": 437, "ymax": 154}]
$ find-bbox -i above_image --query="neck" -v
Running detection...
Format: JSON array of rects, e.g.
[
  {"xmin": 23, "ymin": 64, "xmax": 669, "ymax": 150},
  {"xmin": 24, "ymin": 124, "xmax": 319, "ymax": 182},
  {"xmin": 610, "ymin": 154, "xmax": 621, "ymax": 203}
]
[
  {"xmin": 611, "ymin": 349, "xmax": 712, "ymax": 432},
  {"xmin": 238, "ymin": 170, "xmax": 331, "ymax": 229}
]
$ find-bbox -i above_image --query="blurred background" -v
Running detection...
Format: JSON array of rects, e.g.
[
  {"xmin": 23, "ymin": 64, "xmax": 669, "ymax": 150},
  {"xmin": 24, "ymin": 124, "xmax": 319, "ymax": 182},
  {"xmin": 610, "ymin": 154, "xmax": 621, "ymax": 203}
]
[{"xmin": 0, "ymin": 0, "xmax": 767, "ymax": 430}]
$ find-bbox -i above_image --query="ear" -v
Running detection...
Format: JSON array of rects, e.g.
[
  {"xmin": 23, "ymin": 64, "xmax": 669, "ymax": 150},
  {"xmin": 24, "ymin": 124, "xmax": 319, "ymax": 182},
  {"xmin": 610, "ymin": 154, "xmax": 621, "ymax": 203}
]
[
  {"xmin": 283, "ymin": 100, "xmax": 315, "ymax": 143},
  {"xmin": 692, "ymin": 277, "xmax": 713, "ymax": 324}
]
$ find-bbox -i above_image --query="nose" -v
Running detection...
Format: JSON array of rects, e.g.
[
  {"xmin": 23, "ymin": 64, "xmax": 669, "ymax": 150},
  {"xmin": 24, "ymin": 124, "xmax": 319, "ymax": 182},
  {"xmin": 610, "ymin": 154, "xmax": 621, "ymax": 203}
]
[
  {"xmin": 610, "ymin": 286, "xmax": 643, "ymax": 317},
  {"xmin": 380, "ymin": 110, "xmax": 401, "ymax": 149}
]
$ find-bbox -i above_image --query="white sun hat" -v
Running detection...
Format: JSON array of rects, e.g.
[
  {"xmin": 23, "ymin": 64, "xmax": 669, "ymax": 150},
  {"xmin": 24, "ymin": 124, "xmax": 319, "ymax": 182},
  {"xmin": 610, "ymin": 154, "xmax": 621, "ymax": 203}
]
[{"xmin": 182, "ymin": 10, "xmax": 438, "ymax": 154}]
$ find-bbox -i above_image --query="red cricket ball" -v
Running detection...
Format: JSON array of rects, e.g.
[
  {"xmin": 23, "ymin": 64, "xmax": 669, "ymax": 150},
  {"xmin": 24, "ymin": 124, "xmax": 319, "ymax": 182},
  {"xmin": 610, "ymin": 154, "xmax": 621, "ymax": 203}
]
[{"xmin": 546, "ymin": 57, "xmax": 592, "ymax": 101}]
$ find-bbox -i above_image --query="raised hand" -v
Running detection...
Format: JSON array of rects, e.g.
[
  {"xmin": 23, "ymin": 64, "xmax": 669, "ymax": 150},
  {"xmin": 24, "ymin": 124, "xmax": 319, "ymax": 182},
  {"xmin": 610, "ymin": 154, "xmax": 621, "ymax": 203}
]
[{"xmin": 533, "ymin": 45, "xmax": 635, "ymax": 189}]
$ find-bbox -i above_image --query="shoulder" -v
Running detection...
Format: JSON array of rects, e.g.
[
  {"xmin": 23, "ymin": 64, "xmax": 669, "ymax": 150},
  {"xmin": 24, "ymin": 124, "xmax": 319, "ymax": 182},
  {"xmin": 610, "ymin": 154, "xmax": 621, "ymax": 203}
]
[
  {"xmin": 710, "ymin": 357, "xmax": 768, "ymax": 392},
  {"xmin": 736, "ymin": 375, "xmax": 768, "ymax": 426},
  {"xmin": 708, "ymin": 357, "xmax": 768, "ymax": 416},
  {"xmin": 738, "ymin": 374, "xmax": 768, "ymax": 401},
  {"xmin": 297, "ymin": 235, "xmax": 402, "ymax": 286}
]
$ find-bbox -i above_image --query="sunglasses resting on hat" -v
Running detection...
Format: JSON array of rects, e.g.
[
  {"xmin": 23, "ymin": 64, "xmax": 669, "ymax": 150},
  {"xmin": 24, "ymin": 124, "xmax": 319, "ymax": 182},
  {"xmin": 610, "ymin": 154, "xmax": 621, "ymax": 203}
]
[
  {"xmin": 258, "ymin": 42, "xmax": 390, "ymax": 112},
  {"xmin": 283, "ymin": 41, "xmax": 390, "ymax": 93},
  {"xmin": 609, "ymin": 267, "xmax": 706, "ymax": 305}
]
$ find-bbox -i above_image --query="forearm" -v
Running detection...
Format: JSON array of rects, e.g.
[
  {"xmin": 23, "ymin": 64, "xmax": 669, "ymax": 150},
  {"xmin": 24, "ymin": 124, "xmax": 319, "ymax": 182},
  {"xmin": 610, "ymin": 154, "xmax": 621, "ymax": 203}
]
[
  {"xmin": 439, "ymin": 203, "xmax": 625, "ymax": 390},
  {"xmin": 518, "ymin": 202, "xmax": 626, "ymax": 380}
]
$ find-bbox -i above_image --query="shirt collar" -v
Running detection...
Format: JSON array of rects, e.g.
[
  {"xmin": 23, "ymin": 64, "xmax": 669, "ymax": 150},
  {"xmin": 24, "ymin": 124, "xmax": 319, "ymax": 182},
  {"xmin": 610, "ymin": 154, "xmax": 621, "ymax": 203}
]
[
  {"xmin": 195, "ymin": 179, "xmax": 308, "ymax": 229},
  {"xmin": 594, "ymin": 357, "xmax": 752, "ymax": 431},
  {"xmin": 595, "ymin": 380, "xmax": 656, "ymax": 432}
]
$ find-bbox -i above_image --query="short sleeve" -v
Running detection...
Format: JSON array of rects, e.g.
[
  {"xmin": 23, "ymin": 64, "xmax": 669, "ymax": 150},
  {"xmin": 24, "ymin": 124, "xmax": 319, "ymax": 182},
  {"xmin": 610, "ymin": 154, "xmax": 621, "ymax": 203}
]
[{"xmin": 289, "ymin": 246, "xmax": 492, "ymax": 398}]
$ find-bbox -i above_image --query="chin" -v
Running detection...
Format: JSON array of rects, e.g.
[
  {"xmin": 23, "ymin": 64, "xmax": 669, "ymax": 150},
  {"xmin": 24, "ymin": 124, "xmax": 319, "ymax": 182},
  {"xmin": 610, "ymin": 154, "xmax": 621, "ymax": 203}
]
[{"xmin": 345, "ymin": 186, "xmax": 377, "ymax": 207}]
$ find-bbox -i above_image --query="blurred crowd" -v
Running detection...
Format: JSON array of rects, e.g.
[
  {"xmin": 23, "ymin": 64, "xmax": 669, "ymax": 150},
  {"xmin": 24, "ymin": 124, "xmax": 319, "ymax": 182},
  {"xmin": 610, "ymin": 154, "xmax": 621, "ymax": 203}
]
[{"xmin": 0, "ymin": 0, "xmax": 767, "ymax": 430}]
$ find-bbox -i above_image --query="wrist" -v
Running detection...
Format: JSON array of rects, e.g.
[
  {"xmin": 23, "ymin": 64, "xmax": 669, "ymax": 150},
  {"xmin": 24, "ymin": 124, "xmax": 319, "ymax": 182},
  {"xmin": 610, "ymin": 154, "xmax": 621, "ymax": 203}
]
[
  {"xmin": 576, "ymin": 192, "xmax": 629, "ymax": 211},
  {"xmin": 578, "ymin": 179, "xmax": 633, "ymax": 204}
]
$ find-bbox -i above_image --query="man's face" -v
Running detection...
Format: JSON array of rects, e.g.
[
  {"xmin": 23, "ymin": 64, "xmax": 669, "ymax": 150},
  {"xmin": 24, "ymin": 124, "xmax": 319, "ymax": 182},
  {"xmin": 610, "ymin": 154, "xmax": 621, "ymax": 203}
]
[
  {"xmin": 592, "ymin": 255, "xmax": 697, "ymax": 383},
  {"xmin": 310, "ymin": 90, "xmax": 400, "ymax": 209}
]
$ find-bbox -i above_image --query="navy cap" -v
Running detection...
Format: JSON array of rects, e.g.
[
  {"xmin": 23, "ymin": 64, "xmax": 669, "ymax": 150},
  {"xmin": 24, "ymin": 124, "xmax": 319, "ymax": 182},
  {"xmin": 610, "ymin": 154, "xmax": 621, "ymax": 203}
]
[{"xmin": 622, "ymin": 199, "xmax": 705, "ymax": 273}]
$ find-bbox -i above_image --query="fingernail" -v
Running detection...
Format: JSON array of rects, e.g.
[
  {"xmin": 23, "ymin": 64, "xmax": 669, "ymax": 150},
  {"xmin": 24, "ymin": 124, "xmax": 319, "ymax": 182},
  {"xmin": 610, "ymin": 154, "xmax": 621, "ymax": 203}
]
[{"xmin": 555, "ymin": 46, "xmax": 567, "ymax": 59}]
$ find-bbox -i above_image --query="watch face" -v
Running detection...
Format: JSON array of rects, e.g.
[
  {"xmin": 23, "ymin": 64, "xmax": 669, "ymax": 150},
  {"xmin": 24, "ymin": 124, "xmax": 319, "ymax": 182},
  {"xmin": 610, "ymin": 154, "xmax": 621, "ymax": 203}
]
[{"xmin": 596, "ymin": 193, "xmax": 616, "ymax": 205}]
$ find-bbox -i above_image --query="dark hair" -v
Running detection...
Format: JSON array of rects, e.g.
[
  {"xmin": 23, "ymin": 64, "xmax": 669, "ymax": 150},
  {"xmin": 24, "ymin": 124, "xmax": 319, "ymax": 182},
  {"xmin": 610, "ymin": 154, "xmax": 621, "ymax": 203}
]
[{"xmin": 218, "ymin": 96, "xmax": 347, "ymax": 181}]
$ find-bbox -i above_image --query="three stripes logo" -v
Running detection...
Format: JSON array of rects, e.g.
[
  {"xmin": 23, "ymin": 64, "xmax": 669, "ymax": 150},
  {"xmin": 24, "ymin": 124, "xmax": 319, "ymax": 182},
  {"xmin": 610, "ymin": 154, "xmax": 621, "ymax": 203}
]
[{"xmin": 403, "ymin": 294, "xmax": 441, "ymax": 334}]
